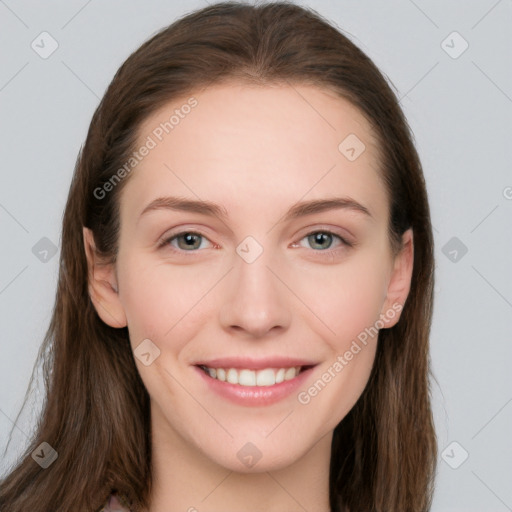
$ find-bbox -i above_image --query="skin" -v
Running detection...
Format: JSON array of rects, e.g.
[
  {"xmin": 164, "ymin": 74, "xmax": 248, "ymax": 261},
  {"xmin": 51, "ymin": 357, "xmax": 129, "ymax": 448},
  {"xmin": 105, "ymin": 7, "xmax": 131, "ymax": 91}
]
[{"xmin": 84, "ymin": 82, "xmax": 413, "ymax": 512}]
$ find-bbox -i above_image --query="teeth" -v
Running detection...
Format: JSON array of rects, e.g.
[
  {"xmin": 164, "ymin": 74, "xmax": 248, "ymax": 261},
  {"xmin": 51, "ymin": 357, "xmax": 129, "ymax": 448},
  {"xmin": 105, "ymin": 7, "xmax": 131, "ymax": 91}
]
[
  {"xmin": 202, "ymin": 366, "xmax": 302, "ymax": 386},
  {"xmin": 226, "ymin": 368, "xmax": 238, "ymax": 384},
  {"xmin": 239, "ymin": 369, "xmax": 256, "ymax": 386},
  {"xmin": 256, "ymin": 368, "xmax": 275, "ymax": 386},
  {"xmin": 284, "ymin": 367, "xmax": 296, "ymax": 380}
]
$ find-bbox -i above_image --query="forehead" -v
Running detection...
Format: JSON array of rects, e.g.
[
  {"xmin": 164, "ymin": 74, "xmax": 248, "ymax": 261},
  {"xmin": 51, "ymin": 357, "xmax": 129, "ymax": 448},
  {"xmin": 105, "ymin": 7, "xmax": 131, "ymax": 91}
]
[{"xmin": 122, "ymin": 82, "xmax": 387, "ymax": 225}]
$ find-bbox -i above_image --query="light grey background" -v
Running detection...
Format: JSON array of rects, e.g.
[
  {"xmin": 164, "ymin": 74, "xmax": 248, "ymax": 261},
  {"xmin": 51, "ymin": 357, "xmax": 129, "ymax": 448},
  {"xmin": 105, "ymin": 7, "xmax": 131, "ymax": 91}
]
[{"xmin": 1, "ymin": 1, "xmax": 511, "ymax": 510}]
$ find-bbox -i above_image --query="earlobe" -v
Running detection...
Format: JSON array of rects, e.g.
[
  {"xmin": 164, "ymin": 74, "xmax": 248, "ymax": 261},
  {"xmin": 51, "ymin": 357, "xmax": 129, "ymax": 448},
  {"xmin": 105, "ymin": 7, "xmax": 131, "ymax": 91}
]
[
  {"xmin": 82, "ymin": 227, "xmax": 127, "ymax": 328},
  {"xmin": 380, "ymin": 228, "xmax": 414, "ymax": 329}
]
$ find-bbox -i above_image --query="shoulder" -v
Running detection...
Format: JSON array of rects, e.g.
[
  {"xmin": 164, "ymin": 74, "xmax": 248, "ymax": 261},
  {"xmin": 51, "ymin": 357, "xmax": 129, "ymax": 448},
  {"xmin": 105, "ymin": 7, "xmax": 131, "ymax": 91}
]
[{"xmin": 98, "ymin": 492, "xmax": 132, "ymax": 512}]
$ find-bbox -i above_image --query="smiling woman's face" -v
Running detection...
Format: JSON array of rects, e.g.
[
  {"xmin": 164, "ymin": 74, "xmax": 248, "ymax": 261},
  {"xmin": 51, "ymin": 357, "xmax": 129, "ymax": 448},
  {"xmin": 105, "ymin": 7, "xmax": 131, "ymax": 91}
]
[{"xmin": 85, "ymin": 82, "xmax": 413, "ymax": 473}]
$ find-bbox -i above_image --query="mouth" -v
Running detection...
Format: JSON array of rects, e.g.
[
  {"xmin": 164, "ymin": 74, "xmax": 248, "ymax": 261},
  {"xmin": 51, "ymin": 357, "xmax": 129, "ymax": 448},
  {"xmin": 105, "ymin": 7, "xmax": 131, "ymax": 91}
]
[
  {"xmin": 193, "ymin": 359, "xmax": 318, "ymax": 406},
  {"xmin": 197, "ymin": 364, "xmax": 314, "ymax": 387}
]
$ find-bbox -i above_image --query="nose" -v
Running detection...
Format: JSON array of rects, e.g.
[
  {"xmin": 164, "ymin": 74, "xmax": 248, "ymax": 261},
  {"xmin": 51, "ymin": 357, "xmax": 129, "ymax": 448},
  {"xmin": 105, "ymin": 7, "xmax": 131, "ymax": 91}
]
[{"xmin": 218, "ymin": 249, "xmax": 292, "ymax": 339}]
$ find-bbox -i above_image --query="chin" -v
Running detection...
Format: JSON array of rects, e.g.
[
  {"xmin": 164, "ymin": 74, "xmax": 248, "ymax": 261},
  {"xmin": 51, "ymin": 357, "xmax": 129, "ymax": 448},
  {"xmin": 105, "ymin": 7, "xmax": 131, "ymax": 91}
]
[{"xmin": 201, "ymin": 438, "xmax": 309, "ymax": 474}]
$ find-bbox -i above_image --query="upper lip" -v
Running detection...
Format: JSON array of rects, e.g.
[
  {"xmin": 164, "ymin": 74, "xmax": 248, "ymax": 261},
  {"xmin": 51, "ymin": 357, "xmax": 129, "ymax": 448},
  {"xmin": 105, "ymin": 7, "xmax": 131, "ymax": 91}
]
[{"xmin": 194, "ymin": 357, "xmax": 318, "ymax": 370}]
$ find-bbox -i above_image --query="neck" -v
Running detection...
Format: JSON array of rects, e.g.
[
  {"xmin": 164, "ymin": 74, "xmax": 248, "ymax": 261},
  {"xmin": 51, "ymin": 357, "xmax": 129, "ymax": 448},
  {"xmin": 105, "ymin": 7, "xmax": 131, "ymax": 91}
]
[{"xmin": 146, "ymin": 405, "xmax": 332, "ymax": 512}]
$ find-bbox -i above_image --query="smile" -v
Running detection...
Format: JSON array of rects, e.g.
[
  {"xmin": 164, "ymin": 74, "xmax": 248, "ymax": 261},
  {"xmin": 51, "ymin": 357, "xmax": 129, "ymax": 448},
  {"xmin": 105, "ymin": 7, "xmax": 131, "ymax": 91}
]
[
  {"xmin": 193, "ymin": 357, "xmax": 317, "ymax": 406},
  {"xmin": 198, "ymin": 365, "xmax": 309, "ymax": 387}
]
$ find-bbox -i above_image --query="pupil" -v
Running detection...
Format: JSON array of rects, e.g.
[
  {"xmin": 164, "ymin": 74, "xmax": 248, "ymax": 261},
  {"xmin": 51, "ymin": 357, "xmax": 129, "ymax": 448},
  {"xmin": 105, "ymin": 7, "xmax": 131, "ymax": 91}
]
[
  {"xmin": 311, "ymin": 232, "xmax": 331, "ymax": 249},
  {"xmin": 181, "ymin": 233, "xmax": 199, "ymax": 249}
]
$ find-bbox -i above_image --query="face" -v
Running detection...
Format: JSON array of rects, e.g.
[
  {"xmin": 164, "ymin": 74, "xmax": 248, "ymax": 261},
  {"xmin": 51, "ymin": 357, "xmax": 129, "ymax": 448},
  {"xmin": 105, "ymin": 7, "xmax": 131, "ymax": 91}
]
[{"xmin": 85, "ymin": 82, "xmax": 413, "ymax": 473}]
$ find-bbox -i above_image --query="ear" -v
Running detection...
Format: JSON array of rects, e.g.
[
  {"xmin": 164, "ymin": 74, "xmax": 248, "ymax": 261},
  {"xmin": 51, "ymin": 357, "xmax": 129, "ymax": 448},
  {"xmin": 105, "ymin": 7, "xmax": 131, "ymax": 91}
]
[
  {"xmin": 379, "ymin": 228, "xmax": 414, "ymax": 328},
  {"xmin": 83, "ymin": 227, "xmax": 127, "ymax": 328}
]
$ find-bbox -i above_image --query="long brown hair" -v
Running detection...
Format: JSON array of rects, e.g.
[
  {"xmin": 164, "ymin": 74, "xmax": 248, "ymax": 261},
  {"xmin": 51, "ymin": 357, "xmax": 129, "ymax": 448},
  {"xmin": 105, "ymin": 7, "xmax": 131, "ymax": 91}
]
[{"xmin": 0, "ymin": 2, "xmax": 437, "ymax": 511}]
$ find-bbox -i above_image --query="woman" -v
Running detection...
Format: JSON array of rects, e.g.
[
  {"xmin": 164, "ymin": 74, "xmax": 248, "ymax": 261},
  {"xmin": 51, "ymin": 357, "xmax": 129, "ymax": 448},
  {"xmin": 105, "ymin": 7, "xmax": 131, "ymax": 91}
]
[{"xmin": 0, "ymin": 2, "xmax": 437, "ymax": 511}]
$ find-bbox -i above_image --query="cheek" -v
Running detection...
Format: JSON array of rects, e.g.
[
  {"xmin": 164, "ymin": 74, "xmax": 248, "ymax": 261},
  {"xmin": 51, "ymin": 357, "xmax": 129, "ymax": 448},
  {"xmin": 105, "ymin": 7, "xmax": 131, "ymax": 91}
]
[
  {"xmin": 294, "ymin": 258, "xmax": 387, "ymax": 426},
  {"xmin": 117, "ymin": 254, "xmax": 224, "ymax": 349},
  {"xmin": 294, "ymin": 251, "xmax": 390, "ymax": 350}
]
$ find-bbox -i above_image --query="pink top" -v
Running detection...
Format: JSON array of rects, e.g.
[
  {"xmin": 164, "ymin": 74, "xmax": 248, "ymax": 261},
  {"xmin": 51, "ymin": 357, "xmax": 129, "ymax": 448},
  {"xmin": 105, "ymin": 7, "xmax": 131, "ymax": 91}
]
[{"xmin": 99, "ymin": 492, "xmax": 132, "ymax": 511}]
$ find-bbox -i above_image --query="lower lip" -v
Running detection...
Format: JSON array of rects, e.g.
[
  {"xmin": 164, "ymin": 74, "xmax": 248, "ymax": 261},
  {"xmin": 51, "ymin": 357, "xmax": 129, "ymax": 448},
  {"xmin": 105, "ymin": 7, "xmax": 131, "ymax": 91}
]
[{"xmin": 194, "ymin": 366, "xmax": 315, "ymax": 407}]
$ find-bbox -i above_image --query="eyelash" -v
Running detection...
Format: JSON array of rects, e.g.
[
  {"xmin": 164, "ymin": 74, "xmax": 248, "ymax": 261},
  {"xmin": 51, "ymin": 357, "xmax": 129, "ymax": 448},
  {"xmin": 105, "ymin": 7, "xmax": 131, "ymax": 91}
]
[{"xmin": 157, "ymin": 229, "xmax": 354, "ymax": 255}]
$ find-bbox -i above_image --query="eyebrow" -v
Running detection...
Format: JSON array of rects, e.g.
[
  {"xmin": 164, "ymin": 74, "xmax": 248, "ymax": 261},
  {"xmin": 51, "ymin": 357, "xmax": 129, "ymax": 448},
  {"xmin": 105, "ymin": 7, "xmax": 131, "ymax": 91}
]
[{"xmin": 138, "ymin": 195, "xmax": 373, "ymax": 223}]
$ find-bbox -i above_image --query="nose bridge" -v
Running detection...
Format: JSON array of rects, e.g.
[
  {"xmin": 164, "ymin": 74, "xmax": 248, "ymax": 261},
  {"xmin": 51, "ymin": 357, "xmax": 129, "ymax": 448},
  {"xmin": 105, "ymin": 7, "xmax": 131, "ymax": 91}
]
[{"xmin": 218, "ymin": 238, "xmax": 292, "ymax": 337}]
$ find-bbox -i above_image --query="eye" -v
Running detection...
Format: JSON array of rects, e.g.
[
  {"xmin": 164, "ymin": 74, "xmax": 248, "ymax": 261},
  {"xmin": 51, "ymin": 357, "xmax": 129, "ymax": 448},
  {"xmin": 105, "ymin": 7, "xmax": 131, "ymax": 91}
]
[
  {"xmin": 159, "ymin": 231, "xmax": 213, "ymax": 252},
  {"xmin": 158, "ymin": 229, "xmax": 353, "ymax": 254},
  {"xmin": 296, "ymin": 230, "xmax": 352, "ymax": 251}
]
